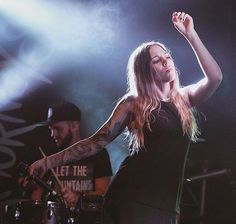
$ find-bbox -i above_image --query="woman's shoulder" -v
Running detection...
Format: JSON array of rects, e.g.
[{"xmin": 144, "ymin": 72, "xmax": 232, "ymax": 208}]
[
  {"xmin": 115, "ymin": 94, "xmax": 137, "ymax": 111},
  {"xmin": 118, "ymin": 94, "xmax": 137, "ymax": 104}
]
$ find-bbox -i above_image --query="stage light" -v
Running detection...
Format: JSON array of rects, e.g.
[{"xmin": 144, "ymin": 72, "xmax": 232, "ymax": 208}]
[{"xmin": 0, "ymin": 0, "xmax": 119, "ymax": 106}]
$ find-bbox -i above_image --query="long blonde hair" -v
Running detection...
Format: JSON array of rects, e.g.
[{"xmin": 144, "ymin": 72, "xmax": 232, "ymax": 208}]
[{"xmin": 124, "ymin": 41, "xmax": 200, "ymax": 153}]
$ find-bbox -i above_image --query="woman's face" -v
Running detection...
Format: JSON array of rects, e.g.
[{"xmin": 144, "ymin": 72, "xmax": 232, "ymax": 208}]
[{"xmin": 149, "ymin": 45, "xmax": 176, "ymax": 84}]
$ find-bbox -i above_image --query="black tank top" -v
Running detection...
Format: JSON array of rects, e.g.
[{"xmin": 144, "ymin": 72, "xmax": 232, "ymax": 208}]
[{"xmin": 106, "ymin": 101, "xmax": 190, "ymax": 214}]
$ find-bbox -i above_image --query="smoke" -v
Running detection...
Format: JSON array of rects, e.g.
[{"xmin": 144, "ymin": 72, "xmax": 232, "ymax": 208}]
[{"xmin": 0, "ymin": 0, "xmax": 121, "ymax": 106}]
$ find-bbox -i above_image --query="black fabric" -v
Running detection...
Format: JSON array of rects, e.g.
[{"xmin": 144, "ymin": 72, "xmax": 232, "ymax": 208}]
[
  {"xmin": 47, "ymin": 101, "xmax": 82, "ymax": 124},
  {"xmin": 103, "ymin": 199, "xmax": 178, "ymax": 224},
  {"xmin": 92, "ymin": 148, "xmax": 113, "ymax": 179},
  {"xmin": 104, "ymin": 102, "xmax": 190, "ymax": 224}
]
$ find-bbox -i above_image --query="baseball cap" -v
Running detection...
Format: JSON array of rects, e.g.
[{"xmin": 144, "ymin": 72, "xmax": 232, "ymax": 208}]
[{"xmin": 46, "ymin": 102, "xmax": 81, "ymax": 125}]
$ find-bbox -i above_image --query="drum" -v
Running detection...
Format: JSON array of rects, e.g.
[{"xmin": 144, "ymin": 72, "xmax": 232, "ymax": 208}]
[
  {"xmin": 77, "ymin": 195, "xmax": 104, "ymax": 224},
  {"xmin": 0, "ymin": 200, "xmax": 66, "ymax": 224},
  {"xmin": 79, "ymin": 195, "xmax": 104, "ymax": 212}
]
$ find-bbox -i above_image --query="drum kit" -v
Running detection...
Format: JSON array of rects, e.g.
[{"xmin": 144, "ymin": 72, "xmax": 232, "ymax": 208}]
[
  {"xmin": 0, "ymin": 161, "xmax": 105, "ymax": 224},
  {"xmin": 0, "ymin": 195, "xmax": 104, "ymax": 224},
  {"xmin": 0, "ymin": 199, "xmax": 66, "ymax": 224},
  {"xmin": 0, "ymin": 192, "xmax": 104, "ymax": 224}
]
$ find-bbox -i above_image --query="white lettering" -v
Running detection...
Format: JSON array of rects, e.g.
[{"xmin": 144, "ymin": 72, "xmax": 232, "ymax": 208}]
[
  {"xmin": 61, "ymin": 180, "xmax": 93, "ymax": 192},
  {"xmin": 55, "ymin": 166, "xmax": 70, "ymax": 176},
  {"xmin": 0, "ymin": 102, "xmax": 40, "ymax": 200},
  {"xmin": 73, "ymin": 165, "xmax": 87, "ymax": 176}
]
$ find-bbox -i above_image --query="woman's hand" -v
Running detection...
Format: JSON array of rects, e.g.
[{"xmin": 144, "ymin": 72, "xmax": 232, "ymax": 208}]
[{"xmin": 172, "ymin": 11, "xmax": 195, "ymax": 38}]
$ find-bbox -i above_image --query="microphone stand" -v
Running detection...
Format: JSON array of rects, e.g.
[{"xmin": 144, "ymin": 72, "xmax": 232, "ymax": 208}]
[{"xmin": 185, "ymin": 168, "xmax": 231, "ymax": 182}]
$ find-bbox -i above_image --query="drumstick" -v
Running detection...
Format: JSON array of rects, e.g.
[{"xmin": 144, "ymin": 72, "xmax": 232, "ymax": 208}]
[
  {"xmin": 38, "ymin": 147, "xmax": 63, "ymax": 189},
  {"xmin": 38, "ymin": 147, "xmax": 70, "ymax": 208}
]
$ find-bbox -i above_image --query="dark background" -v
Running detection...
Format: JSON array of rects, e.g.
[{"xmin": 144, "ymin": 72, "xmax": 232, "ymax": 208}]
[{"xmin": 0, "ymin": 0, "xmax": 236, "ymax": 223}]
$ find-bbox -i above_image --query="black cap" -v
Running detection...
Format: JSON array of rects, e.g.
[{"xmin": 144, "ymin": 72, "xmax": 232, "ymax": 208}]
[{"xmin": 47, "ymin": 102, "xmax": 81, "ymax": 125}]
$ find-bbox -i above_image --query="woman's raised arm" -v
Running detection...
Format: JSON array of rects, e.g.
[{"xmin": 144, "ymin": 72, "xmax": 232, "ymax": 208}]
[{"xmin": 172, "ymin": 11, "xmax": 223, "ymax": 106}]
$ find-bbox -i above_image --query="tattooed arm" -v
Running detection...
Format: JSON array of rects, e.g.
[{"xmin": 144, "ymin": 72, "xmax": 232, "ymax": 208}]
[{"xmin": 29, "ymin": 98, "xmax": 134, "ymax": 177}]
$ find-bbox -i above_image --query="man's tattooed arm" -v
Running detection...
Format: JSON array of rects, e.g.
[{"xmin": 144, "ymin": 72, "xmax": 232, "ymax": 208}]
[{"xmin": 47, "ymin": 99, "xmax": 133, "ymax": 168}]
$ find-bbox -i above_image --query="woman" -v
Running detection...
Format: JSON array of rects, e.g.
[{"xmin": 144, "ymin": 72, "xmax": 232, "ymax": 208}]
[{"xmin": 30, "ymin": 12, "xmax": 222, "ymax": 223}]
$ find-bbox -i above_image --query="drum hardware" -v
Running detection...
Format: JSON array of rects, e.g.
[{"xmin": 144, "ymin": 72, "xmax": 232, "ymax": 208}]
[
  {"xmin": 79, "ymin": 194, "xmax": 104, "ymax": 212},
  {"xmin": 38, "ymin": 147, "xmax": 79, "ymax": 224},
  {"xmin": 66, "ymin": 217, "xmax": 75, "ymax": 224},
  {"xmin": 47, "ymin": 201, "xmax": 58, "ymax": 221},
  {"xmin": 14, "ymin": 205, "xmax": 20, "ymax": 220},
  {"xmin": 185, "ymin": 168, "xmax": 231, "ymax": 182},
  {"xmin": 74, "ymin": 194, "xmax": 104, "ymax": 224},
  {"xmin": 0, "ymin": 200, "xmax": 66, "ymax": 224}
]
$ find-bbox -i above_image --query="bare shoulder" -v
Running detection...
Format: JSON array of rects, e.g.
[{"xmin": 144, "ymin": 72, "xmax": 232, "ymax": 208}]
[{"xmin": 116, "ymin": 95, "xmax": 136, "ymax": 110}]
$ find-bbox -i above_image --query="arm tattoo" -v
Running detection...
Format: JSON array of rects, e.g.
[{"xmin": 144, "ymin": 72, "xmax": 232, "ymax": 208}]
[{"xmin": 48, "ymin": 100, "xmax": 133, "ymax": 168}]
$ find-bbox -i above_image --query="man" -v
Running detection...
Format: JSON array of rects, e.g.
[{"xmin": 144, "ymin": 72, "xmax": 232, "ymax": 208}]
[{"xmin": 32, "ymin": 101, "xmax": 113, "ymax": 223}]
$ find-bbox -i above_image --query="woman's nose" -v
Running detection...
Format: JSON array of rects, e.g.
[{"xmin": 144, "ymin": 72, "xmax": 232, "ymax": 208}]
[{"xmin": 162, "ymin": 59, "xmax": 167, "ymax": 67}]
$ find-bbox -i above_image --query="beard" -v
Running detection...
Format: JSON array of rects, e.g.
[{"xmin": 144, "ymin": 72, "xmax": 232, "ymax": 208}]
[{"xmin": 57, "ymin": 131, "xmax": 73, "ymax": 150}]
